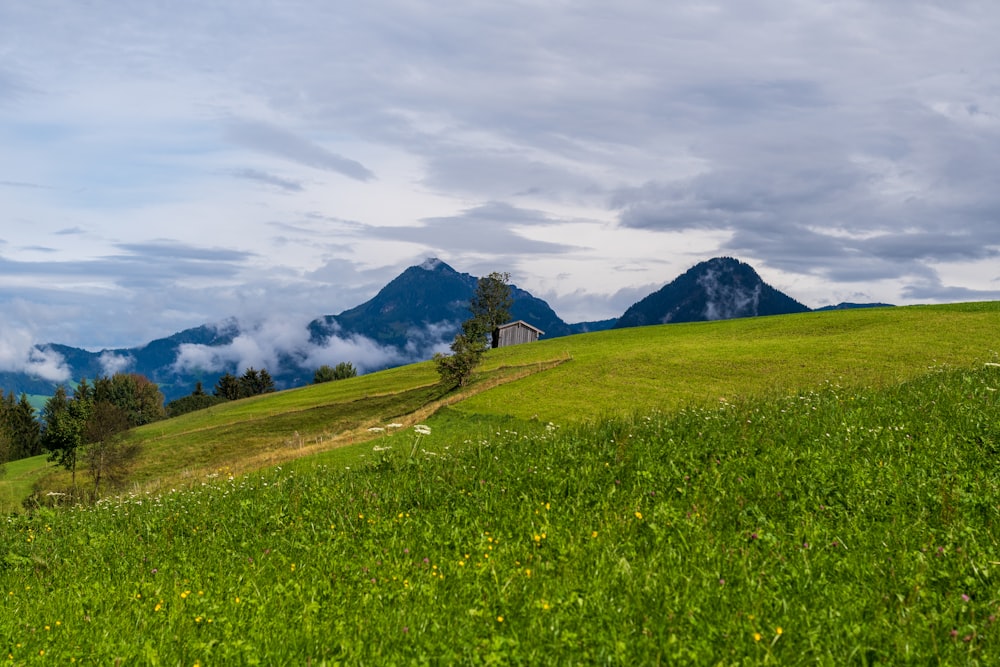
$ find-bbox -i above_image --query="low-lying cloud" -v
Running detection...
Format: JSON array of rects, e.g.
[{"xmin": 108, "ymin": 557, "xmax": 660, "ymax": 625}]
[
  {"xmin": 0, "ymin": 327, "xmax": 71, "ymax": 383},
  {"xmin": 170, "ymin": 316, "xmax": 453, "ymax": 381}
]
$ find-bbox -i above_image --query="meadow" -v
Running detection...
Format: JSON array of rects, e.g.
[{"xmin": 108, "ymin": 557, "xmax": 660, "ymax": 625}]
[{"xmin": 1, "ymin": 303, "xmax": 999, "ymax": 664}]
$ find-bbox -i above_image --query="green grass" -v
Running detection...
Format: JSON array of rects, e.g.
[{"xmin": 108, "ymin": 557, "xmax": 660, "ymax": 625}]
[
  {"xmin": 459, "ymin": 302, "xmax": 1000, "ymax": 422},
  {"xmin": 2, "ymin": 363, "xmax": 999, "ymax": 663},
  {"xmin": 7, "ymin": 303, "xmax": 1000, "ymax": 507},
  {"xmin": 1, "ymin": 302, "xmax": 999, "ymax": 661},
  {"xmin": 0, "ymin": 455, "xmax": 50, "ymax": 513}
]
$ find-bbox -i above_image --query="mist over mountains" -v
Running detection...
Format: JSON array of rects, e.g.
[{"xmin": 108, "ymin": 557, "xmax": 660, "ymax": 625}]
[{"xmin": 0, "ymin": 257, "xmax": 887, "ymax": 402}]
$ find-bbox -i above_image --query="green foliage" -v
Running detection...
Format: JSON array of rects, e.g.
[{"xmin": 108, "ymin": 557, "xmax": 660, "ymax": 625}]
[
  {"xmin": 215, "ymin": 368, "xmax": 277, "ymax": 400},
  {"xmin": 435, "ymin": 271, "xmax": 512, "ymax": 387},
  {"xmin": 92, "ymin": 373, "xmax": 166, "ymax": 427},
  {"xmin": 2, "ymin": 366, "xmax": 1000, "ymax": 663},
  {"xmin": 313, "ymin": 362, "xmax": 358, "ymax": 384},
  {"xmin": 239, "ymin": 367, "xmax": 276, "ymax": 397},
  {"xmin": 41, "ymin": 385, "xmax": 88, "ymax": 487},
  {"xmin": 165, "ymin": 392, "xmax": 228, "ymax": 418},
  {"xmin": 469, "ymin": 270, "xmax": 513, "ymax": 343},
  {"xmin": 433, "ymin": 332, "xmax": 485, "ymax": 388},
  {"xmin": 213, "ymin": 372, "xmax": 241, "ymax": 400},
  {"xmin": 0, "ymin": 391, "xmax": 41, "ymax": 462},
  {"xmin": 82, "ymin": 401, "xmax": 139, "ymax": 495}
]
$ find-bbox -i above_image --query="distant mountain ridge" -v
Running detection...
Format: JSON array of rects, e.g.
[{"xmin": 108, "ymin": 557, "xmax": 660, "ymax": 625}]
[
  {"xmin": 1, "ymin": 257, "xmax": 889, "ymax": 403},
  {"xmin": 615, "ymin": 257, "xmax": 810, "ymax": 328}
]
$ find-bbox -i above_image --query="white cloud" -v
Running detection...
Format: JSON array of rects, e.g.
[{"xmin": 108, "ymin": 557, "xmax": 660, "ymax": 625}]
[
  {"xmin": 0, "ymin": 327, "xmax": 71, "ymax": 383},
  {"xmin": 171, "ymin": 316, "xmax": 410, "ymax": 378},
  {"xmin": 98, "ymin": 351, "xmax": 134, "ymax": 376}
]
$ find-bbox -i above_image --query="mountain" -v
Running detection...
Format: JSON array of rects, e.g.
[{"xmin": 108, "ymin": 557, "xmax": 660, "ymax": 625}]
[
  {"xmin": 308, "ymin": 258, "xmax": 613, "ymax": 349},
  {"xmin": 614, "ymin": 257, "xmax": 810, "ymax": 328},
  {"xmin": 2, "ymin": 259, "xmax": 614, "ymax": 403},
  {"xmin": 5, "ymin": 257, "xmax": 868, "ymax": 405},
  {"xmin": 814, "ymin": 302, "xmax": 895, "ymax": 311}
]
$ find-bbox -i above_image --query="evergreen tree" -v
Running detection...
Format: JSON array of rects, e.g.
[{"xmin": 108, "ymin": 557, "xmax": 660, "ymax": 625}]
[
  {"xmin": 238, "ymin": 367, "xmax": 276, "ymax": 397},
  {"xmin": 214, "ymin": 372, "xmax": 241, "ymax": 400},
  {"xmin": 10, "ymin": 394, "xmax": 41, "ymax": 459}
]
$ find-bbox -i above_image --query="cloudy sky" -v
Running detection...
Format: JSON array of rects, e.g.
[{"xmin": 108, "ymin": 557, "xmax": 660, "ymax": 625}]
[{"xmin": 2, "ymin": 0, "xmax": 999, "ymax": 360}]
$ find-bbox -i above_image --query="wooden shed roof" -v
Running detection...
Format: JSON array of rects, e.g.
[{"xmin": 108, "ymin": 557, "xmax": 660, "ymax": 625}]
[{"xmin": 497, "ymin": 320, "xmax": 545, "ymax": 335}]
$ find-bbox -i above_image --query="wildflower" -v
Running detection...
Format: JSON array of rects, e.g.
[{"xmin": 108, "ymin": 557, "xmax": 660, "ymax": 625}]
[
  {"xmin": 497, "ymin": 616, "xmax": 504, "ymax": 623},
  {"xmin": 592, "ymin": 531, "xmax": 598, "ymax": 538},
  {"xmin": 776, "ymin": 627, "xmax": 783, "ymax": 635},
  {"xmin": 753, "ymin": 632, "xmax": 762, "ymax": 642},
  {"xmin": 414, "ymin": 425, "xmax": 431, "ymax": 436},
  {"xmin": 962, "ymin": 594, "xmax": 971, "ymax": 602},
  {"xmin": 635, "ymin": 511, "xmax": 643, "ymax": 519}
]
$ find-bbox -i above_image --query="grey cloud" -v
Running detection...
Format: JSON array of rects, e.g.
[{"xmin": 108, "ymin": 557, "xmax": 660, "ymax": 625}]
[
  {"xmin": 113, "ymin": 241, "xmax": 254, "ymax": 263},
  {"xmin": 901, "ymin": 279, "xmax": 1000, "ymax": 303},
  {"xmin": 0, "ymin": 242, "xmax": 253, "ymax": 288},
  {"xmin": 365, "ymin": 202, "xmax": 579, "ymax": 255},
  {"xmin": 422, "ymin": 148, "xmax": 603, "ymax": 201},
  {"xmin": 0, "ymin": 179, "xmax": 50, "ymax": 189},
  {"xmin": 225, "ymin": 120, "xmax": 375, "ymax": 182},
  {"xmin": 863, "ymin": 233, "xmax": 999, "ymax": 263},
  {"xmin": 231, "ymin": 168, "xmax": 304, "ymax": 192}
]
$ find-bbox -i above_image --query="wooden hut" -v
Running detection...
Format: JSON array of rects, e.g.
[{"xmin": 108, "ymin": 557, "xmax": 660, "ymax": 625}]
[{"xmin": 492, "ymin": 320, "xmax": 544, "ymax": 348}]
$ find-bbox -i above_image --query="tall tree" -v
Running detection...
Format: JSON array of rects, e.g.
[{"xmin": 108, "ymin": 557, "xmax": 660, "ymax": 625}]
[
  {"xmin": 8, "ymin": 394, "xmax": 41, "ymax": 459},
  {"xmin": 41, "ymin": 384, "xmax": 92, "ymax": 488},
  {"xmin": 434, "ymin": 270, "xmax": 512, "ymax": 387},
  {"xmin": 238, "ymin": 367, "xmax": 276, "ymax": 397},
  {"xmin": 214, "ymin": 372, "xmax": 241, "ymax": 400},
  {"xmin": 83, "ymin": 401, "xmax": 139, "ymax": 495},
  {"xmin": 468, "ymin": 271, "xmax": 513, "ymax": 346}
]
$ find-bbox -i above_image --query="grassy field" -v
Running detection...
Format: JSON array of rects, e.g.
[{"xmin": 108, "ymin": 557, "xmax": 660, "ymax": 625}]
[
  {"xmin": 459, "ymin": 302, "xmax": 1000, "ymax": 422},
  {"xmin": 1, "ymin": 303, "xmax": 999, "ymax": 663}
]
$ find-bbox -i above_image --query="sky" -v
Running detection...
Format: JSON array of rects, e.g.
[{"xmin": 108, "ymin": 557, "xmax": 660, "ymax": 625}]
[{"xmin": 2, "ymin": 0, "xmax": 999, "ymax": 371}]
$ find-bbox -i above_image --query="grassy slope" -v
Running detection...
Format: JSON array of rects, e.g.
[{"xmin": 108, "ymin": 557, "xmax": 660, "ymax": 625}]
[
  {"xmin": 6, "ymin": 302, "xmax": 999, "ymax": 509},
  {"xmin": 2, "ymin": 362, "xmax": 998, "ymax": 663},
  {"xmin": 459, "ymin": 302, "xmax": 1000, "ymax": 422},
  {"xmin": 0, "ymin": 454, "xmax": 49, "ymax": 510}
]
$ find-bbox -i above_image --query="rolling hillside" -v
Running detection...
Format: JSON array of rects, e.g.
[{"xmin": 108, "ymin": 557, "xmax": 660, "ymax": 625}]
[
  {"xmin": 15, "ymin": 301, "xmax": 1000, "ymax": 503},
  {"xmin": 2, "ymin": 302, "xmax": 999, "ymax": 664}
]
